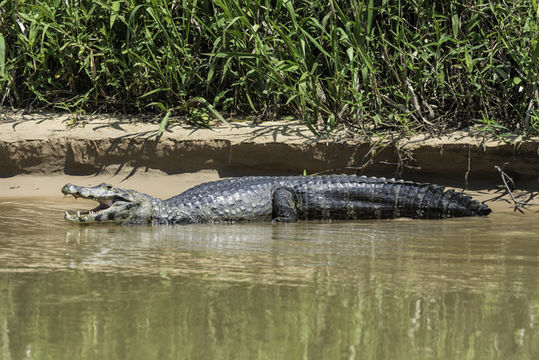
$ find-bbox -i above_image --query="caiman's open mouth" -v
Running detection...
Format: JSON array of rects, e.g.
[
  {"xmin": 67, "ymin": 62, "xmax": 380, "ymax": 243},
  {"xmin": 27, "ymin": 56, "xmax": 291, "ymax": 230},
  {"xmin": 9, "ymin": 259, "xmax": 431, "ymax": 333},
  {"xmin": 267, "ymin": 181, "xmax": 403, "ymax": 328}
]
[
  {"xmin": 62, "ymin": 183, "xmax": 130, "ymax": 223},
  {"xmin": 64, "ymin": 197, "xmax": 115, "ymax": 220}
]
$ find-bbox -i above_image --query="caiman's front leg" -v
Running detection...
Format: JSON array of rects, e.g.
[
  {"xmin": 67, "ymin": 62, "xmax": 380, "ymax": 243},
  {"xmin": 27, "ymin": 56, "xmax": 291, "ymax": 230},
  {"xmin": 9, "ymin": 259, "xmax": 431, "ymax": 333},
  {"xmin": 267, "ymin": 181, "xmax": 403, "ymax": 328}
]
[{"xmin": 271, "ymin": 188, "xmax": 298, "ymax": 222}]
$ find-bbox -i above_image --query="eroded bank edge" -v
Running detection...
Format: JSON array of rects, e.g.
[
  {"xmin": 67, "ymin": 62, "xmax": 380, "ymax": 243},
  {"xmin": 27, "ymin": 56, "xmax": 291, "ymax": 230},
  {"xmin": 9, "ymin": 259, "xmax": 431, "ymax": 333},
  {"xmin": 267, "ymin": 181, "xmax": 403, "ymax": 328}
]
[{"xmin": 1, "ymin": 137, "xmax": 538, "ymax": 185}]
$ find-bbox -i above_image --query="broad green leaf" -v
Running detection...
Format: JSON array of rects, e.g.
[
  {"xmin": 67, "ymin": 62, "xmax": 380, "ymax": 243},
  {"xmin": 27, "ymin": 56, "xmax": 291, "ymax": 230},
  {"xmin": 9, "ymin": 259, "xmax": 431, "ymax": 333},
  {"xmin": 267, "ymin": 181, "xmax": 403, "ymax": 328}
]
[
  {"xmin": 110, "ymin": 1, "xmax": 120, "ymax": 29},
  {"xmin": 361, "ymin": 66, "xmax": 369, "ymax": 84},
  {"xmin": 346, "ymin": 47, "xmax": 354, "ymax": 62},
  {"xmin": 452, "ymin": 13, "xmax": 459, "ymax": 39},
  {"xmin": 464, "ymin": 49, "xmax": 472, "ymax": 72}
]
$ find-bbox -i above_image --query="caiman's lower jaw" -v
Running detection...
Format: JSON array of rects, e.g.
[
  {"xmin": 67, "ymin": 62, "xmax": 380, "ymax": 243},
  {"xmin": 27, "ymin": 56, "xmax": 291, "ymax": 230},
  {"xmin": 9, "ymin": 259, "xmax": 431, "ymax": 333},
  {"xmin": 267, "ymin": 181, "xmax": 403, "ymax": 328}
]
[{"xmin": 64, "ymin": 198, "xmax": 123, "ymax": 223}]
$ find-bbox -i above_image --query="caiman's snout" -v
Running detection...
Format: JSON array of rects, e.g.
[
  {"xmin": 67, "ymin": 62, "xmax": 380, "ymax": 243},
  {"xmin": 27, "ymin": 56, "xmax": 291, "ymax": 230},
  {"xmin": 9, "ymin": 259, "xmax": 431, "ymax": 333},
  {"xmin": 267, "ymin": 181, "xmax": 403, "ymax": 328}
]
[{"xmin": 62, "ymin": 183, "xmax": 78, "ymax": 196}]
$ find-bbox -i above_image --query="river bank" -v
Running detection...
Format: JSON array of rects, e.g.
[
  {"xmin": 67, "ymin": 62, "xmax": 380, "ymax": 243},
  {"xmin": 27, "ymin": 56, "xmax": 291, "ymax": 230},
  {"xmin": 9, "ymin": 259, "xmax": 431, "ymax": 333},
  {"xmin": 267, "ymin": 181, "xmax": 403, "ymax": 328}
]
[{"xmin": 1, "ymin": 110, "xmax": 538, "ymax": 214}]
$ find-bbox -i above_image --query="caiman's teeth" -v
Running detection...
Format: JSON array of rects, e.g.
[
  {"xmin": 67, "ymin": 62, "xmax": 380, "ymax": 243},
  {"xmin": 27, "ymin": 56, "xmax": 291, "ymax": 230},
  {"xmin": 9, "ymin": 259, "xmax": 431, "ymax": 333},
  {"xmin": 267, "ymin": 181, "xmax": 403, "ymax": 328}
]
[
  {"xmin": 65, "ymin": 211, "xmax": 69, "ymax": 217},
  {"xmin": 77, "ymin": 211, "xmax": 81, "ymax": 217}
]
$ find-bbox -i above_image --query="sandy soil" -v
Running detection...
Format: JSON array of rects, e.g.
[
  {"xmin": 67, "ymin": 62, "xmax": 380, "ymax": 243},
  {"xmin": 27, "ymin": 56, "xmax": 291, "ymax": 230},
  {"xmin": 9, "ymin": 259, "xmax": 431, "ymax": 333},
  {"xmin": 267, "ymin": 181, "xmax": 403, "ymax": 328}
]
[
  {"xmin": 1, "ymin": 108, "xmax": 538, "ymax": 215},
  {"xmin": 2, "ymin": 109, "xmax": 539, "ymax": 181},
  {"xmin": 0, "ymin": 170, "xmax": 220, "ymax": 200}
]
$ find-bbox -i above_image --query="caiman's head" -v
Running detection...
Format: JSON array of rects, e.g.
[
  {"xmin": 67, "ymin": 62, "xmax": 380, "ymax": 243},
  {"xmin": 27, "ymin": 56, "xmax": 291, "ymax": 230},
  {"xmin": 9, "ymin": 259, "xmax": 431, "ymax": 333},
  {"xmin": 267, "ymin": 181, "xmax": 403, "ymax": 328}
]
[{"xmin": 62, "ymin": 183, "xmax": 154, "ymax": 224}]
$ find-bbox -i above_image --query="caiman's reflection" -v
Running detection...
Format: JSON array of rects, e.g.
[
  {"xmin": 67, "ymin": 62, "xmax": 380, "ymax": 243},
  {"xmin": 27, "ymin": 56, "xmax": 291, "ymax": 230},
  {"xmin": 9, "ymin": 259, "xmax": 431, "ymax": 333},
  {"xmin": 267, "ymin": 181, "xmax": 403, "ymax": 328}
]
[
  {"xmin": 62, "ymin": 217, "xmax": 539, "ymax": 293},
  {"xmin": 63, "ymin": 223, "xmax": 371, "ymax": 284}
]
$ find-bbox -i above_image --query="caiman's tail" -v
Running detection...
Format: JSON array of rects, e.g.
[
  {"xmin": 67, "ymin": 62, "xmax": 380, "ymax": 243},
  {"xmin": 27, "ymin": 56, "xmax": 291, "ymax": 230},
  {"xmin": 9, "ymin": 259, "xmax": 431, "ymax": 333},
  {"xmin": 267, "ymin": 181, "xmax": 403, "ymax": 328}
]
[
  {"xmin": 310, "ymin": 177, "xmax": 491, "ymax": 220},
  {"xmin": 438, "ymin": 188, "xmax": 491, "ymax": 218},
  {"xmin": 362, "ymin": 179, "xmax": 491, "ymax": 219}
]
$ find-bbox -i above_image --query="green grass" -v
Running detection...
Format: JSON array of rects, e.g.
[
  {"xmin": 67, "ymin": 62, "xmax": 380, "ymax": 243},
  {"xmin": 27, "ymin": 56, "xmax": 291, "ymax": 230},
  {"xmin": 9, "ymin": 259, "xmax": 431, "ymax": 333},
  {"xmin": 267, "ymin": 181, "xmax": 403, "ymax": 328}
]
[{"xmin": 0, "ymin": 0, "xmax": 538, "ymax": 136}]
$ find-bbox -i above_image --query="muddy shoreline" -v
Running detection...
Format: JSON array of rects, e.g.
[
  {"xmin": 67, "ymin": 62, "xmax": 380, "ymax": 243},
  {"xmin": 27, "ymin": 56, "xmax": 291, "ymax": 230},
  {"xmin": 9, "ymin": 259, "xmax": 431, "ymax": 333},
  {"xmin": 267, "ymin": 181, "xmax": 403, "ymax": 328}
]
[{"xmin": 1, "ymin": 110, "xmax": 538, "ymax": 214}]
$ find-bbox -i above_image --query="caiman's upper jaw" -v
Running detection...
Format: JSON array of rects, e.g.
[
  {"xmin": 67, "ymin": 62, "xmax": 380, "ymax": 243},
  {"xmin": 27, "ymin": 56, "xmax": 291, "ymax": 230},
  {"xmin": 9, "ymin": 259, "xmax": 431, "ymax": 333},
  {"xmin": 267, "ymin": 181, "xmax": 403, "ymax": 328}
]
[{"xmin": 62, "ymin": 183, "xmax": 132, "ymax": 223}]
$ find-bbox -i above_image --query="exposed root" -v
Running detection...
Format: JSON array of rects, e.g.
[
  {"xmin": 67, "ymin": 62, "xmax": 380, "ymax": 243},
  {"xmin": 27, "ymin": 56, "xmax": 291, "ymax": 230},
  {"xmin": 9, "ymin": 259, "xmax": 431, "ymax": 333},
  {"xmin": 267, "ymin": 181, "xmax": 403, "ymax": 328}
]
[
  {"xmin": 464, "ymin": 144, "xmax": 471, "ymax": 190},
  {"xmin": 377, "ymin": 161, "xmax": 421, "ymax": 172}
]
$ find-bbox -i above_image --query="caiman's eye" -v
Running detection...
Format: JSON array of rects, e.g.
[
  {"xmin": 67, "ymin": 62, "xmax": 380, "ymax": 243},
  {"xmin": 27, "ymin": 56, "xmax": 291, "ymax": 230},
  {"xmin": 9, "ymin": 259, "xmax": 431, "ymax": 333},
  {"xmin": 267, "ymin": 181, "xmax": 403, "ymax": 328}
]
[{"xmin": 104, "ymin": 185, "xmax": 113, "ymax": 189}]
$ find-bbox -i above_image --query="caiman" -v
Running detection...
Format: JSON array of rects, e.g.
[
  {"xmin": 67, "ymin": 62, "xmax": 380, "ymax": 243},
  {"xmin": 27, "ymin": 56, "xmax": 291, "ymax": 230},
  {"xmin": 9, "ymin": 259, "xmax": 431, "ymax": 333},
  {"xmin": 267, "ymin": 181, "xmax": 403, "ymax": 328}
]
[{"xmin": 62, "ymin": 175, "xmax": 491, "ymax": 225}]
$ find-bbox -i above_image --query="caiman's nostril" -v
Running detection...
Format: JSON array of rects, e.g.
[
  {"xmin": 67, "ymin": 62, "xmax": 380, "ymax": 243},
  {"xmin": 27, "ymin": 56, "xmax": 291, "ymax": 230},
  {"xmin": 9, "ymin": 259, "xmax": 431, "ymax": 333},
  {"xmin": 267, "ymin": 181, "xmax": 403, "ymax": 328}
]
[{"xmin": 61, "ymin": 183, "xmax": 75, "ymax": 194}]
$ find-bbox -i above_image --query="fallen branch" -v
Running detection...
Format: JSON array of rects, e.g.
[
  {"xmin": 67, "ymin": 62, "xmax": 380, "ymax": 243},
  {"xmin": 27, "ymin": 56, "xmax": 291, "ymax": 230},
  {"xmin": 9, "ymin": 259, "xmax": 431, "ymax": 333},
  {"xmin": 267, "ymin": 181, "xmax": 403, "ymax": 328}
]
[{"xmin": 494, "ymin": 165, "xmax": 527, "ymax": 213}]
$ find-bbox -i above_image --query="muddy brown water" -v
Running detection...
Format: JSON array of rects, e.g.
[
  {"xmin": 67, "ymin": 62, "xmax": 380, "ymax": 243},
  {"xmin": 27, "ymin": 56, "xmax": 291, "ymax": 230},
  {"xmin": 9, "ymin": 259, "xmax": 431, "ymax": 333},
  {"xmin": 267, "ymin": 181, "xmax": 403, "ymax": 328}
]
[{"xmin": 0, "ymin": 198, "xmax": 538, "ymax": 359}]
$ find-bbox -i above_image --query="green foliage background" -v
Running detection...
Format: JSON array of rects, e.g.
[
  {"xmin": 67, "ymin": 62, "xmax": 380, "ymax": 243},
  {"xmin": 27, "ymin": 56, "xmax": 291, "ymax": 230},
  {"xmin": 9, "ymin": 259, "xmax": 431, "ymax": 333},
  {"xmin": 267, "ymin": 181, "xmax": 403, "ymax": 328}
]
[{"xmin": 0, "ymin": 0, "xmax": 538, "ymax": 134}]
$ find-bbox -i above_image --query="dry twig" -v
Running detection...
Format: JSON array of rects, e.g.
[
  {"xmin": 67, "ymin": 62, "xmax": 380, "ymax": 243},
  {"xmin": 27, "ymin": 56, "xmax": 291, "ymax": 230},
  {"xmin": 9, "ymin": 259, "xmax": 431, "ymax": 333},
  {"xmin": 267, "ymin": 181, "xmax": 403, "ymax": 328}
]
[{"xmin": 494, "ymin": 165, "xmax": 526, "ymax": 213}]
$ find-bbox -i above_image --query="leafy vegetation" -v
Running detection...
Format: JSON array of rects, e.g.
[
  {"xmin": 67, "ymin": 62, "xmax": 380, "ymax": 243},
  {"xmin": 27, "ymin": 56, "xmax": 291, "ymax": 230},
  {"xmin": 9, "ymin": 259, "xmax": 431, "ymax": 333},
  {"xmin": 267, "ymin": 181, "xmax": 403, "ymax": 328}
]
[{"xmin": 0, "ymin": 0, "xmax": 538, "ymax": 135}]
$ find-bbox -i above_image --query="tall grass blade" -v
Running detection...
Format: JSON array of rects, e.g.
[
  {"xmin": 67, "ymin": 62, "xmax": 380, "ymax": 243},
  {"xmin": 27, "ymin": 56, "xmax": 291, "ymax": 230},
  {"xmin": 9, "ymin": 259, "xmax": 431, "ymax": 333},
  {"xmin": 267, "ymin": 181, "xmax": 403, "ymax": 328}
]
[
  {"xmin": 0, "ymin": 34, "xmax": 5, "ymax": 76},
  {"xmin": 157, "ymin": 110, "xmax": 171, "ymax": 138},
  {"xmin": 190, "ymin": 96, "xmax": 229, "ymax": 126}
]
